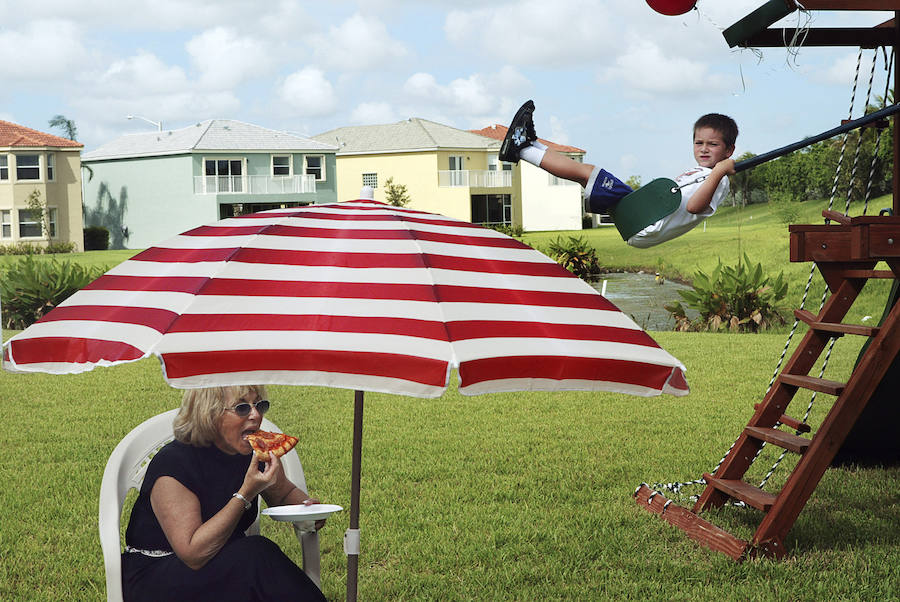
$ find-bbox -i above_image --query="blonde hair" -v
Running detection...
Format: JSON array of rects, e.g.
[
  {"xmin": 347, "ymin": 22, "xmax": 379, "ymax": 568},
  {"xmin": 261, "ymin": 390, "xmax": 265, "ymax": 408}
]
[{"xmin": 172, "ymin": 385, "xmax": 268, "ymax": 446}]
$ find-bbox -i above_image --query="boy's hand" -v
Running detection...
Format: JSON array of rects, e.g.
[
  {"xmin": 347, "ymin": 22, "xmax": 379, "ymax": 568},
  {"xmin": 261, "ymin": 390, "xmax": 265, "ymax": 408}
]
[{"xmin": 715, "ymin": 158, "xmax": 736, "ymax": 175}]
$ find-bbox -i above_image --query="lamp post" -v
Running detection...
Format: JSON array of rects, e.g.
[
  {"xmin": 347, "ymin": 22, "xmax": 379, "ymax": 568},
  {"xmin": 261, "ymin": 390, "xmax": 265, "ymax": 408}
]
[{"xmin": 126, "ymin": 115, "xmax": 162, "ymax": 131}]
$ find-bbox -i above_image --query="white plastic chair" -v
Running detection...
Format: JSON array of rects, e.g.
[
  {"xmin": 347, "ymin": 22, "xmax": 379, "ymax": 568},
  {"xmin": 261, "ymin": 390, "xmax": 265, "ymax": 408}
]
[{"xmin": 99, "ymin": 409, "xmax": 321, "ymax": 601}]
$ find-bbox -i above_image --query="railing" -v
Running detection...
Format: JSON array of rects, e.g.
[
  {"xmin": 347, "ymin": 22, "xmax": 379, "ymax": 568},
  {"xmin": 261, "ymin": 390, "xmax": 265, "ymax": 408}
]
[
  {"xmin": 437, "ymin": 170, "xmax": 512, "ymax": 188},
  {"xmin": 194, "ymin": 175, "xmax": 317, "ymax": 194}
]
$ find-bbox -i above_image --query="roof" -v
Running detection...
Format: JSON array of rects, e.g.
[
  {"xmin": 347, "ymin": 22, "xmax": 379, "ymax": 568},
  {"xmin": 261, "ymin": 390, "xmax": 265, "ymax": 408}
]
[
  {"xmin": 83, "ymin": 119, "xmax": 338, "ymax": 162},
  {"xmin": 313, "ymin": 118, "xmax": 501, "ymax": 155},
  {"xmin": 470, "ymin": 124, "xmax": 585, "ymax": 155},
  {"xmin": 0, "ymin": 120, "xmax": 83, "ymax": 149}
]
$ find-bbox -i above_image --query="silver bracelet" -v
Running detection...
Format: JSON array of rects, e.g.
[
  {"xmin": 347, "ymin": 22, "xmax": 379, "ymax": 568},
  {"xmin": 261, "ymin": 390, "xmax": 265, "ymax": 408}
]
[{"xmin": 232, "ymin": 492, "xmax": 252, "ymax": 510}]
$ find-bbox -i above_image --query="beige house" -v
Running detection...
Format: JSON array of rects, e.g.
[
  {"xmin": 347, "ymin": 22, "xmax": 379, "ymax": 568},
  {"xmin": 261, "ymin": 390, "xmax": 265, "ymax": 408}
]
[
  {"xmin": 313, "ymin": 118, "xmax": 584, "ymax": 230},
  {"xmin": 0, "ymin": 121, "xmax": 84, "ymax": 251}
]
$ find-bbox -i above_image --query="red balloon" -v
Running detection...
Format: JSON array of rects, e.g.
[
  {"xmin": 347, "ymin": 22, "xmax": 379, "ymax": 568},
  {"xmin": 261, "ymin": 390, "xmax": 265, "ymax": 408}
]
[{"xmin": 646, "ymin": 0, "xmax": 697, "ymax": 16}]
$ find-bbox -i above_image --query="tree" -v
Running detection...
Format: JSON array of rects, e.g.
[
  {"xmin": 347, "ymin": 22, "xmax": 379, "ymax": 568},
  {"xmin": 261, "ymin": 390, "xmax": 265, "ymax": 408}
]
[
  {"xmin": 25, "ymin": 189, "xmax": 50, "ymax": 239},
  {"xmin": 384, "ymin": 177, "xmax": 411, "ymax": 207},
  {"xmin": 48, "ymin": 115, "xmax": 78, "ymax": 141},
  {"xmin": 625, "ymin": 175, "xmax": 642, "ymax": 191}
]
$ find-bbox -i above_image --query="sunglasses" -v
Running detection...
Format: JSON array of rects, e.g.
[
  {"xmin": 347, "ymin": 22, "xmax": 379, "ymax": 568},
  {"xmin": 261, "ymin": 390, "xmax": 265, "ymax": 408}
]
[{"xmin": 226, "ymin": 399, "xmax": 270, "ymax": 417}]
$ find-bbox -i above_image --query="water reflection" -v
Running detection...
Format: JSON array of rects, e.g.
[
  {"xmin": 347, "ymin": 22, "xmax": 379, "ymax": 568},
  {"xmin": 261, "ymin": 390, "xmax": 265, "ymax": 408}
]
[{"xmin": 590, "ymin": 272, "xmax": 698, "ymax": 331}]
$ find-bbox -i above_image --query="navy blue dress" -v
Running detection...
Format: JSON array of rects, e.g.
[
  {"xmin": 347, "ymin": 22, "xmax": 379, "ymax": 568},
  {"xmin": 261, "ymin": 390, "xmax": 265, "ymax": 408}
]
[{"xmin": 121, "ymin": 440, "xmax": 325, "ymax": 601}]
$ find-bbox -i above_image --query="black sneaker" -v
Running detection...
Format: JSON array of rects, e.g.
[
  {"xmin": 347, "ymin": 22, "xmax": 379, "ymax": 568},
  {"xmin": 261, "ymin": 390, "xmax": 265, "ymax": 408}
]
[{"xmin": 499, "ymin": 100, "xmax": 537, "ymax": 163}]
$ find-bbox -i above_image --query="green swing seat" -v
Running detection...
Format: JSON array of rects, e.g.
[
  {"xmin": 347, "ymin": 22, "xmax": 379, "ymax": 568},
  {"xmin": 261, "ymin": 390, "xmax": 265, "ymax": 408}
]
[{"xmin": 608, "ymin": 178, "xmax": 682, "ymax": 241}]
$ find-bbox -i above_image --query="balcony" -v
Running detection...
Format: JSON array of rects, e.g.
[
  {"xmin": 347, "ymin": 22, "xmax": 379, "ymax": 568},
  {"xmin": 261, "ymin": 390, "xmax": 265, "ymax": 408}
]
[
  {"xmin": 438, "ymin": 170, "xmax": 512, "ymax": 188},
  {"xmin": 194, "ymin": 175, "xmax": 316, "ymax": 195}
]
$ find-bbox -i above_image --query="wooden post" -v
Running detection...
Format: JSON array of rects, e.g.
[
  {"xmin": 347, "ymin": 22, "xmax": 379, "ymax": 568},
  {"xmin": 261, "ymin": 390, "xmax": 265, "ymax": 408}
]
[{"xmin": 894, "ymin": 12, "xmax": 899, "ymax": 215}]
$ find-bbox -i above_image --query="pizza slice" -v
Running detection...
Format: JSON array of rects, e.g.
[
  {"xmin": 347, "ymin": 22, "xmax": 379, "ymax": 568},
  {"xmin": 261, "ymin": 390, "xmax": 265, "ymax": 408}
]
[{"xmin": 246, "ymin": 430, "xmax": 298, "ymax": 461}]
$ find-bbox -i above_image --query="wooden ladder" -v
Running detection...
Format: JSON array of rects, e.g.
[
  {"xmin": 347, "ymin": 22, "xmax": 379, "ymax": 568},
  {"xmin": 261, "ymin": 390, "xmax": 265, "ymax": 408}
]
[{"xmin": 635, "ymin": 213, "xmax": 900, "ymax": 560}]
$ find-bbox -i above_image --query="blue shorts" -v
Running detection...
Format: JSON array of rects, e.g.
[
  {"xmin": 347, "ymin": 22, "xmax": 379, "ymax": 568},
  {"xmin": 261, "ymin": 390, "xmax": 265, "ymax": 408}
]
[{"xmin": 584, "ymin": 168, "xmax": 632, "ymax": 213}]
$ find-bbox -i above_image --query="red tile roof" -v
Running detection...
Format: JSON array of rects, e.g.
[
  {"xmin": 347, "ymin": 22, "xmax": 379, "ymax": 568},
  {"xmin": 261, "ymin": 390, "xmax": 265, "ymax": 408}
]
[
  {"xmin": 0, "ymin": 120, "xmax": 83, "ymax": 148},
  {"xmin": 470, "ymin": 124, "xmax": 585, "ymax": 154}
]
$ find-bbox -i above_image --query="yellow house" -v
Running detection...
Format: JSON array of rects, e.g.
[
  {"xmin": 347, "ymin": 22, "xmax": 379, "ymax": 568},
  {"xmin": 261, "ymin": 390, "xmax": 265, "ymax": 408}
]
[
  {"xmin": 0, "ymin": 120, "xmax": 84, "ymax": 251},
  {"xmin": 313, "ymin": 118, "xmax": 584, "ymax": 230}
]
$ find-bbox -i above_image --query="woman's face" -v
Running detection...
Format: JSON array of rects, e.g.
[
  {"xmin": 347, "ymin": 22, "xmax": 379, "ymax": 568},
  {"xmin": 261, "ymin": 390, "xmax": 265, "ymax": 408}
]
[{"xmin": 214, "ymin": 388, "xmax": 264, "ymax": 455}]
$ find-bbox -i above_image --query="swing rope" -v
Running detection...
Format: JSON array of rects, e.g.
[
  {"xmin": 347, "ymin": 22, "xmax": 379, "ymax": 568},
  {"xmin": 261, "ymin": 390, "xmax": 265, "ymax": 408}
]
[{"xmin": 641, "ymin": 46, "xmax": 891, "ymax": 507}]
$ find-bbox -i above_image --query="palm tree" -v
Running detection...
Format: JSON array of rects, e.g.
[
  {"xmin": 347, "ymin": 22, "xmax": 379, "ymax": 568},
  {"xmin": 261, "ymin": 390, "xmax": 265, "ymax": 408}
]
[{"xmin": 48, "ymin": 115, "xmax": 78, "ymax": 141}]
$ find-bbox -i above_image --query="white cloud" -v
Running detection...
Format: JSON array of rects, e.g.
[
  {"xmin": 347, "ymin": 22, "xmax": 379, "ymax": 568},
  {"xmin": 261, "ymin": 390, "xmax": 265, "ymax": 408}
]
[
  {"xmin": 548, "ymin": 115, "xmax": 569, "ymax": 146},
  {"xmin": 279, "ymin": 67, "xmax": 338, "ymax": 117},
  {"xmin": 350, "ymin": 102, "xmax": 397, "ymax": 125},
  {"xmin": 0, "ymin": 19, "xmax": 89, "ymax": 81},
  {"xmin": 599, "ymin": 38, "xmax": 729, "ymax": 97},
  {"xmin": 312, "ymin": 13, "xmax": 408, "ymax": 71},
  {"xmin": 186, "ymin": 27, "xmax": 269, "ymax": 89}
]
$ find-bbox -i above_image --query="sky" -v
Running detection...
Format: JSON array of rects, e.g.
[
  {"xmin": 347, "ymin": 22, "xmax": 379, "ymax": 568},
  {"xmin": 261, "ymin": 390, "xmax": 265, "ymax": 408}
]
[{"xmin": 1, "ymin": 0, "xmax": 895, "ymax": 184}]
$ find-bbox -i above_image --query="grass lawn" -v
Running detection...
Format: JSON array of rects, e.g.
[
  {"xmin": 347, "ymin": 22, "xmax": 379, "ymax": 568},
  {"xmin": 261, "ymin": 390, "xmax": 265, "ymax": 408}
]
[
  {"xmin": 1, "ymin": 201, "xmax": 898, "ymax": 599},
  {"xmin": 1, "ymin": 329, "xmax": 898, "ymax": 601}
]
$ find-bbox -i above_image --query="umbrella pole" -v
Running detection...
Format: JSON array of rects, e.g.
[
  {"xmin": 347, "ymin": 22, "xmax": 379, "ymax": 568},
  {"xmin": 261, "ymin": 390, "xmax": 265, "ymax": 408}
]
[{"xmin": 346, "ymin": 390, "xmax": 364, "ymax": 602}]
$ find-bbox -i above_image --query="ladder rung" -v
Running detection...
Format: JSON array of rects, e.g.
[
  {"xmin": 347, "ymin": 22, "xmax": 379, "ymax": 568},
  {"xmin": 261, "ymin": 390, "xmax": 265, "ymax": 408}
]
[
  {"xmin": 794, "ymin": 309, "xmax": 880, "ymax": 337},
  {"xmin": 703, "ymin": 474, "xmax": 777, "ymax": 512},
  {"xmin": 744, "ymin": 426, "xmax": 811, "ymax": 454},
  {"xmin": 753, "ymin": 404, "xmax": 811, "ymax": 433},
  {"xmin": 779, "ymin": 373, "xmax": 846, "ymax": 396}
]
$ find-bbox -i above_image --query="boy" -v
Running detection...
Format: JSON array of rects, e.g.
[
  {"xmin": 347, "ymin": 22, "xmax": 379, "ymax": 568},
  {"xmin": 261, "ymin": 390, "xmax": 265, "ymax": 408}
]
[{"xmin": 499, "ymin": 100, "xmax": 737, "ymax": 248}]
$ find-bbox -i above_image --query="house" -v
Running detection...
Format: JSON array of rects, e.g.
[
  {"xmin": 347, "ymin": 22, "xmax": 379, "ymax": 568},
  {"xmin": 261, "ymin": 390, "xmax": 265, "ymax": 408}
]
[
  {"xmin": 0, "ymin": 120, "xmax": 84, "ymax": 251},
  {"xmin": 81, "ymin": 119, "xmax": 339, "ymax": 249},
  {"xmin": 470, "ymin": 124, "xmax": 586, "ymax": 232},
  {"xmin": 312, "ymin": 118, "xmax": 584, "ymax": 231}
]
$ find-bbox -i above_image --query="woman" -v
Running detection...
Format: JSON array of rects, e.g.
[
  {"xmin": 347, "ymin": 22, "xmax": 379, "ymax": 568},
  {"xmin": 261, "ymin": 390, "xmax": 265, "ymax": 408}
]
[{"xmin": 122, "ymin": 385, "xmax": 327, "ymax": 601}]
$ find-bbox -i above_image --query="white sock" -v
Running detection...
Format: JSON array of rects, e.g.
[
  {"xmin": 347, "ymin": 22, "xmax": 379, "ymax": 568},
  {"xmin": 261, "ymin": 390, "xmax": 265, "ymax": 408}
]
[{"xmin": 519, "ymin": 143, "xmax": 546, "ymax": 167}]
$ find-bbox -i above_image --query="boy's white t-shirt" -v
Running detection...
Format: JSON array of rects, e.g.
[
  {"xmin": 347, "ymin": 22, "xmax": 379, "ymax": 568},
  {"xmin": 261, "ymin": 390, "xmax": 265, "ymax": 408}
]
[{"xmin": 627, "ymin": 166, "xmax": 729, "ymax": 249}]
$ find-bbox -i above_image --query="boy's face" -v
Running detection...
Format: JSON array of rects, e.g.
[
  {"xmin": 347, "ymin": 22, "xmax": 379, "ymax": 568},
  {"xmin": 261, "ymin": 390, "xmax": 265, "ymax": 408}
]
[{"xmin": 693, "ymin": 127, "xmax": 734, "ymax": 168}]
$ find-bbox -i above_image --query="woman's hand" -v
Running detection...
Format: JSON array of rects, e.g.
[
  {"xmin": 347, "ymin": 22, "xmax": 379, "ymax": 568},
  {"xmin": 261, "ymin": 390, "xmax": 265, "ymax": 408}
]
[{"xmin": 240, "ymin": 452, "xmax": 280, "ymax": 499}]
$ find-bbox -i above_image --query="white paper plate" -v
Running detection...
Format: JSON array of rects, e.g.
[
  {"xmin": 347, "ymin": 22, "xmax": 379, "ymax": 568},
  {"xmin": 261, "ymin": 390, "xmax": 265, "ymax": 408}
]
[{"xmin": 262, "ymin": 503, "xmax": 343, "ymax": 522}]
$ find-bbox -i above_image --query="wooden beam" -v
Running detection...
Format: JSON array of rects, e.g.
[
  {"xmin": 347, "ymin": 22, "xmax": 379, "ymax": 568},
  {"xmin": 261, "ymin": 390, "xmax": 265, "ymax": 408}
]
[
  {"xmin": 739, "ymin": 27, "xmax": 896, "ymax": 48},
  {"xmin": 795, "ymin": 1, "xmax": 900, "ymax": 9}
]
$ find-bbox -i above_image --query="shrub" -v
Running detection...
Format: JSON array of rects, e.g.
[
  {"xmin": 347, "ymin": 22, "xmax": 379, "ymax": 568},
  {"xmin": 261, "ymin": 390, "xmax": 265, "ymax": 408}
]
[
  {"xmin": 83, "ymin": 226, "xmax": 110, "ymax": 251},
  {"xmin": 0, "ymin": 255, "xmax": 106, "ymax": 329},
  {"xmin": 45, "ymin": 241, "xmax": 77, "ymax": 254},
  {"xmin": 546, "ymin": 235, "xmax": 603, "ymax": 281},
  {"xmin": 0, "ymin": 242, "xmax": 41, "ymax": 256},
  {"xmin": 488, "ymin": 223, "xmax": 524, "ymax": 238},
  {"xmin": 665, "ymin": 253, "xmax": 788, "ymax": 333}
]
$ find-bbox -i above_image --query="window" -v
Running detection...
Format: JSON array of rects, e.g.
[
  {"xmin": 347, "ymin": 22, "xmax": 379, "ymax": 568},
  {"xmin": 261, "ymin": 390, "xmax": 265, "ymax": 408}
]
[
  {"xmin": 47, "ymin": 153, "xmax": 55, "ymax": 181},
  {"xmin": 471, "ymin": 194, "xmax": 511, "ymax": 225},
  {"xmin": 204, "ymin": 158, "xmax": 243, "ymax": 192},
  {"xmin": 362, "ymin": 172, "xmax": 377, "ymax": 188},
  {"xmin": 16, "ymin": 154, "xmax": 40, "ymax": 180},
  {"xmin": 18, "ymin": 209, "xmax": 42, "ymax": 237},
  {"xmin": 272, "ymin": 155, "xmax": 291, "ymax": 176},
  {"xmin": 487, "ymin": 155, "xmax": 499, "ymax": 171},
  {"xmin": 305, "ymin": 155, "xmax": 324, "ymax": 180},
  {"xmin": 0, "ymin": 155, "xmax": 8, "ymax": 180},
  {"xmin": 47, "ymin": 207, "xmax": 57, "ymax": 237},
  {"xmin": 1, "ymin": 210, "xmax": 10, "ymax": 238}
]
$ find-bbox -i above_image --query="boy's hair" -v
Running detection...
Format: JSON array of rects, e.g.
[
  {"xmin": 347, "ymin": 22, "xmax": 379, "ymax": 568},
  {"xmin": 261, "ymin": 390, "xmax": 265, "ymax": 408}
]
[{"xmin": 693, "ymin": 113, "xmax": 738, "ymax": 149}]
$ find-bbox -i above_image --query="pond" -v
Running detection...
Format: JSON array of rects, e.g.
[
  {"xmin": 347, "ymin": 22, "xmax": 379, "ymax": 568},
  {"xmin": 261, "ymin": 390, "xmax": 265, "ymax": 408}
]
[{"xmin": 589, "ymin": 271, "xmax": 698, "ymax": 331}]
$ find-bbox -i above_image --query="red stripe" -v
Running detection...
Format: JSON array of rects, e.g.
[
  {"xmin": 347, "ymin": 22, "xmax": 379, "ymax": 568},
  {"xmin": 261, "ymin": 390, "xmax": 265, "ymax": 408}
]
[
  {"xmin": 179, "ymin": 224, "xmax": 268, "ymax": 237},
  {"xmin": 168, "ymin": 314, "xmax": 449, "ymax": 340},
  {"xmin": 254, "ymin": 209, "xmax": 484, "ymax": 231},
  {"xmin": 424, "ymin": 255, "xmax": 569, "ymax": 277},
  {"xmin": 161, "ymin": 349, "xmax": 448, "ymax": 387},
  {"xmin": 84, "ymin": 275, "xmax": 209, "ymax": 294},
  {"xmin": 413, "ymin": 230, "xmax": 527, "ymax": 248},
  {"xmin": 132, "ymin": 247, "xmax": 237, "ymax": 263},
  {"xmin": 232, "ymin": 248, "xmax": 428, "ymax": 269},
  {"xmin": 246, "ymin": 224, "xmax": 528, "ymax": 249},
  {"xmin": 434, "ymin": 285, "xmax": 618, "ymax": 310},
  {"xmin": 446, "ymin": 321, "xmax": 655, "ymax": 345},
  {"xmin": 199, "ymin": 279, "xmax": 438, "ymax": 301},
  {"xmin": 459, "ymin": 356, "xmax": 677, "ymax": 390},
  {"xmin": 37, "ymin": 305, "xmax": 178, "ymax": 332},
  {"xmin": 9, "ymin": 337, "xmax": 145, "ymax": 364}
]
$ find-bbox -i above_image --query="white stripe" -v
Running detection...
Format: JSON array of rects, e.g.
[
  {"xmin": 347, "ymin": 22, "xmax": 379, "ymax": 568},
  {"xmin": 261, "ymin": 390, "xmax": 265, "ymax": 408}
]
[
  {"xmin": 58, "ymin": 290, "xmax": 195, "ymax": 313},
  {"xmin": 8, "ymin": 320, "xmax": 162, "ymax": 351},
  {"xmin": 106, "ymin": 261, "xmax": 225, "ymax": 278},
  {"xmin": 441, "ymin": 303, "xmax": 642, "ymax": 329},
  {"xmin": 163, "ymin": 368, "xmax": 447, "ymax": 398},
  {"xmin": 427, "ymin": 269, "xmax": 591, "ymax": 292},
  {"xmin": 183, "ymin": 296, "xmax": 447, "ymax": 321},
  {"xmin": 153, "ymin": 330, "xmax": 453, "ymax": 361},
  {"xmin": 451, "ymin": 338, "xmax": 684, "ymax": 367}
]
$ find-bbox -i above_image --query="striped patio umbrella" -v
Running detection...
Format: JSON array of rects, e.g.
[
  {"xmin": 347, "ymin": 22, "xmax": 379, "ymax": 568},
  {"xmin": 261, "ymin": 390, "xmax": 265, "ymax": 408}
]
[{"xmin": 3, "ymin": 199, "xmax": 688, "ymax": 600}]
